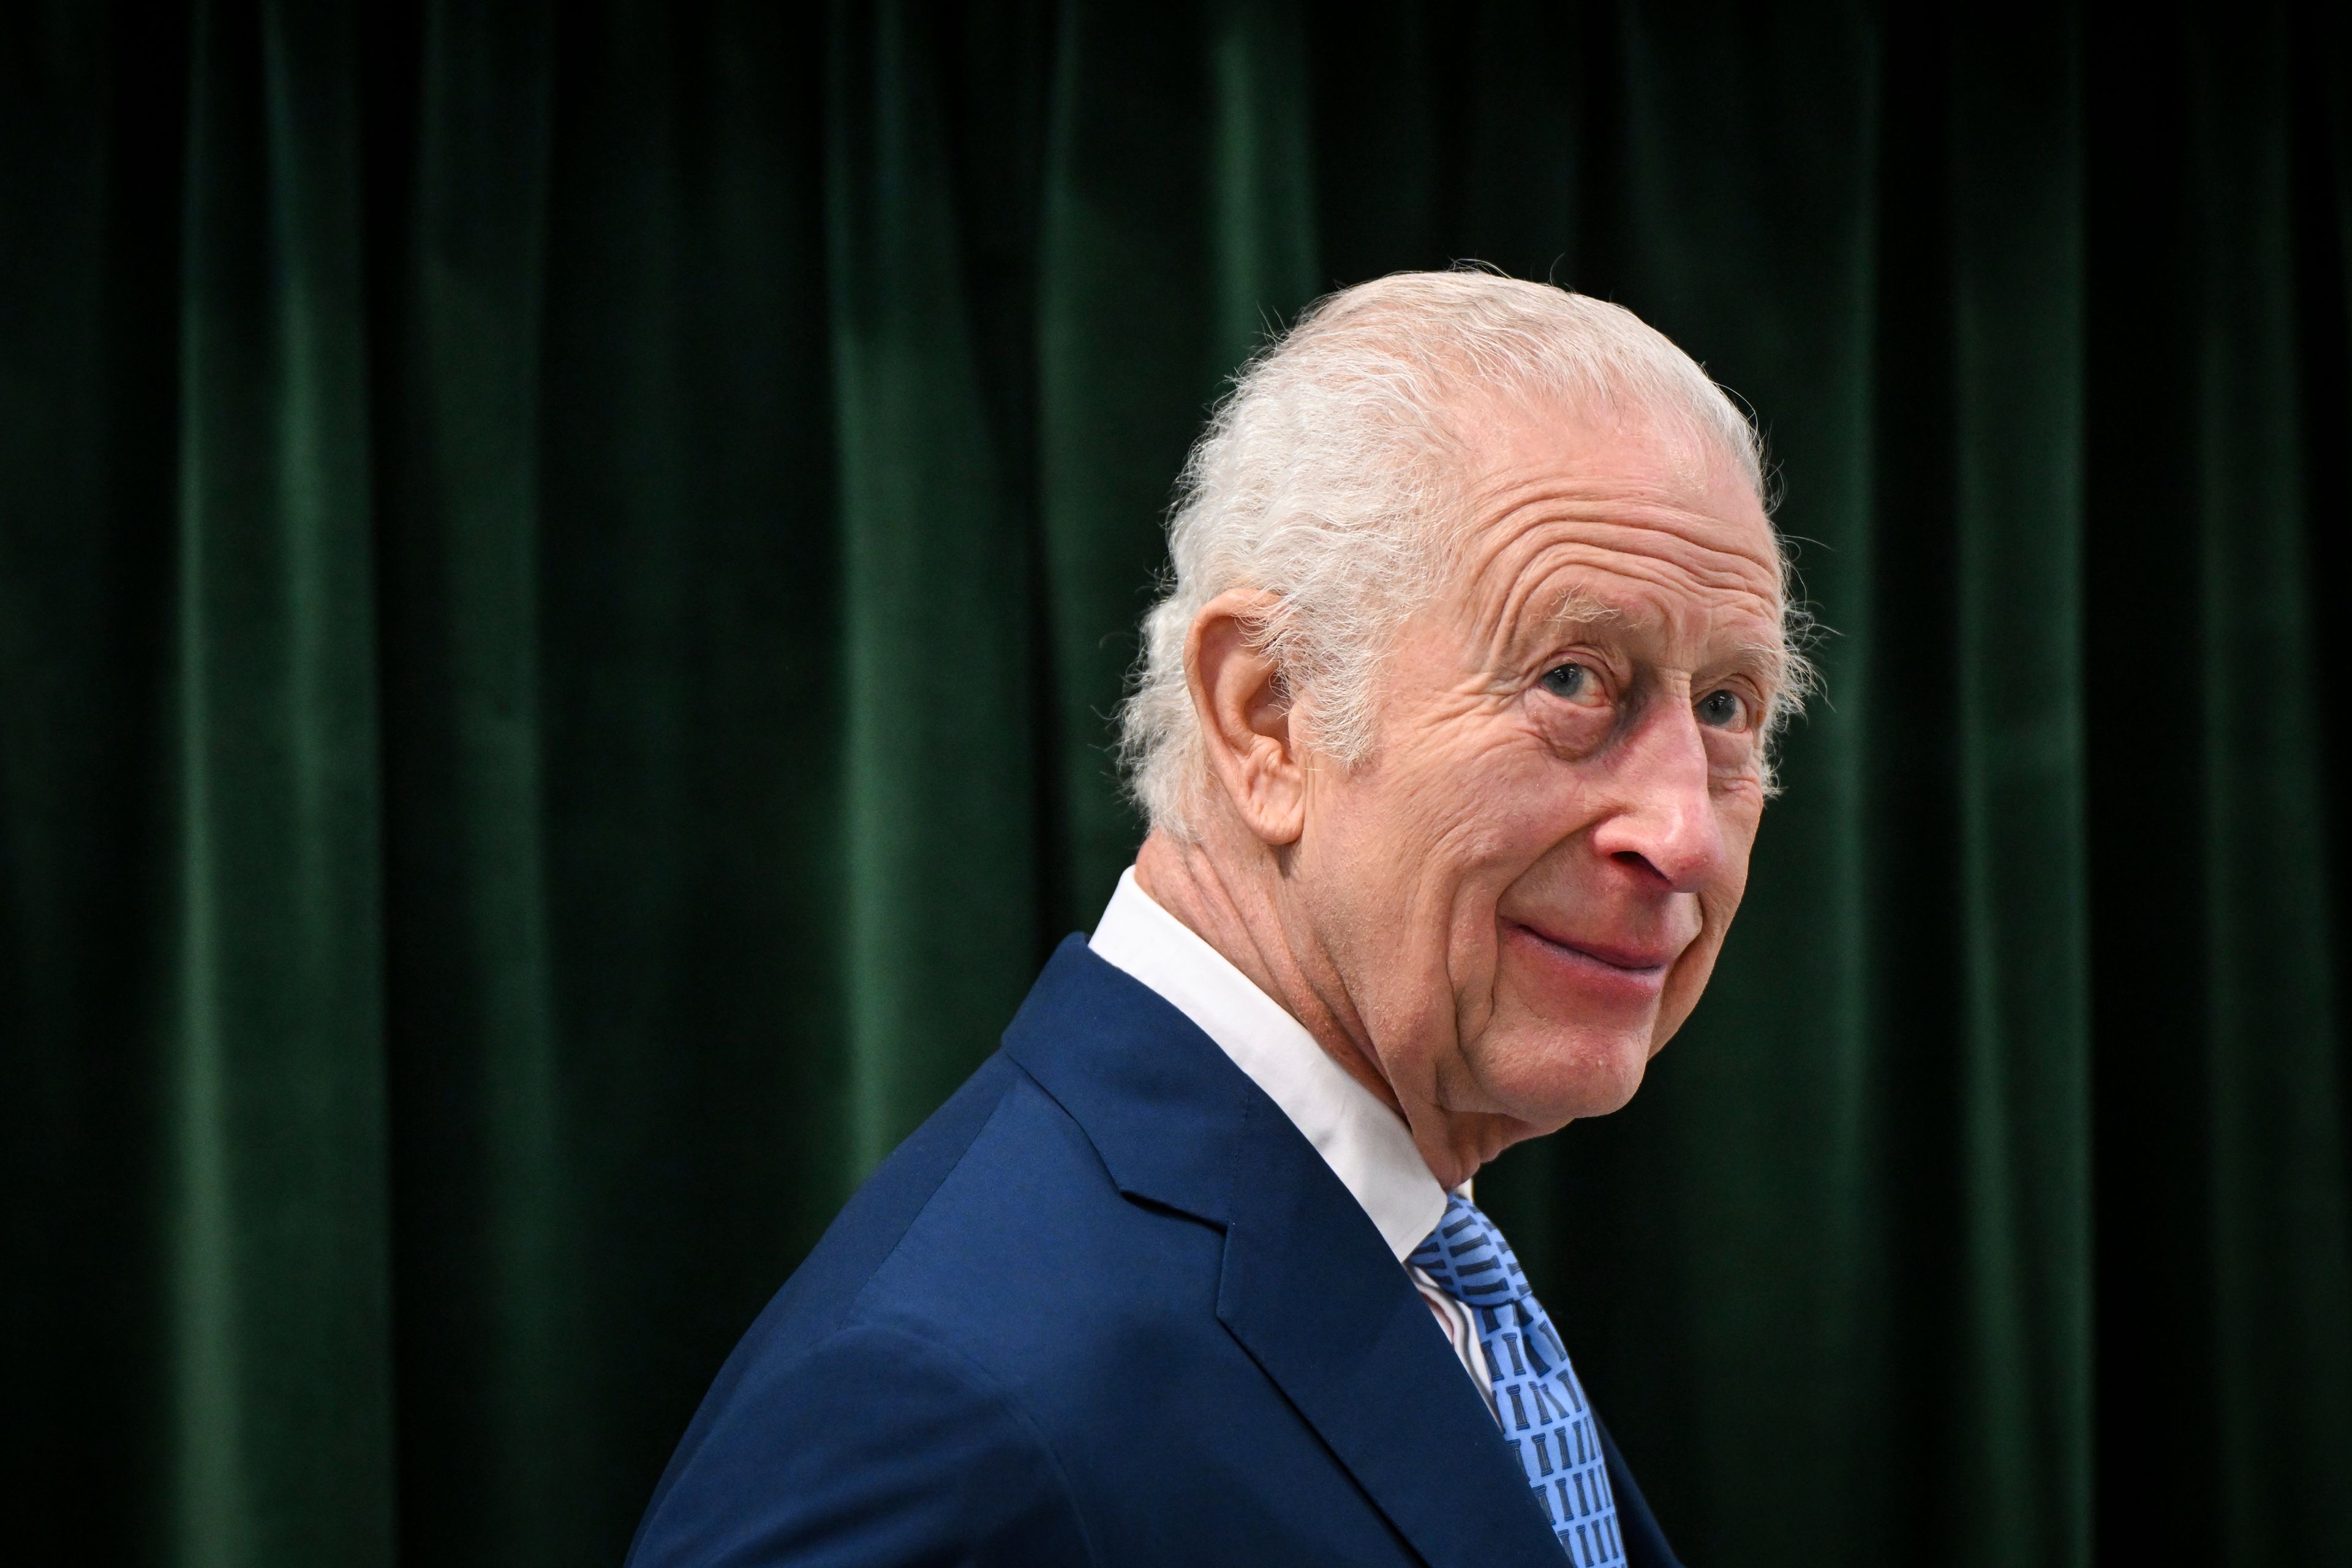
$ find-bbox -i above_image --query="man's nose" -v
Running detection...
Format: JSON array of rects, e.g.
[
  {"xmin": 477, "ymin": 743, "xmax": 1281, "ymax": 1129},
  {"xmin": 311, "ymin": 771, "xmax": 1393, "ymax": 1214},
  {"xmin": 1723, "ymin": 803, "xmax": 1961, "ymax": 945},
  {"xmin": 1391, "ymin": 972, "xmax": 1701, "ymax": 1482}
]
[{"xmin": 1586, "ymin": 701, "xmax": 1727, "ymax": 892}]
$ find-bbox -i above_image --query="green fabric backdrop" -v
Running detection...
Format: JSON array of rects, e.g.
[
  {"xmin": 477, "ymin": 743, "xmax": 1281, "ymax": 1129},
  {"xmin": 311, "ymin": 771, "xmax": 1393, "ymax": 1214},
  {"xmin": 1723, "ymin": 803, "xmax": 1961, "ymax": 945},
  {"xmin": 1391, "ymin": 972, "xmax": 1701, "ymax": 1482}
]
[{"xmin": 4, "ymin": 2, "xmax": 2348, "ymax": 1564}]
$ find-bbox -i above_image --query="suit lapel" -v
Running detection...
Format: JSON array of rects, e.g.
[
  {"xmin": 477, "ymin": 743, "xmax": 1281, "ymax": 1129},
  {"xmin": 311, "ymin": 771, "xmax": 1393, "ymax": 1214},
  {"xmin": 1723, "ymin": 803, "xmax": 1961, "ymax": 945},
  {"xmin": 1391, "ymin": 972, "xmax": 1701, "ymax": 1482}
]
[
  {"xmin": 1005, "ymin": 940, "xmax": 1563, "ymax": 1567},
  {"xmin": 1213, "ymin": 1096, "xmax": 1566, "ymax": 1567}
]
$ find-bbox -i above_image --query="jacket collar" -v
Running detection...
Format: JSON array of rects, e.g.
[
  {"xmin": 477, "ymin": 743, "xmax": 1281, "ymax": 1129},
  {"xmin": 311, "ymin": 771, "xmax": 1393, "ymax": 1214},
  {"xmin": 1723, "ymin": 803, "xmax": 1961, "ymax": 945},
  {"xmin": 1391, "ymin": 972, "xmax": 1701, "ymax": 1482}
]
[
  {"xmin": 1003, "ymin": 937, "xmax": 1564, "ymax": 1566},
  {"xmin": 1087, "ymin": 867, "xmax": 1450, "ymax": 1260}
]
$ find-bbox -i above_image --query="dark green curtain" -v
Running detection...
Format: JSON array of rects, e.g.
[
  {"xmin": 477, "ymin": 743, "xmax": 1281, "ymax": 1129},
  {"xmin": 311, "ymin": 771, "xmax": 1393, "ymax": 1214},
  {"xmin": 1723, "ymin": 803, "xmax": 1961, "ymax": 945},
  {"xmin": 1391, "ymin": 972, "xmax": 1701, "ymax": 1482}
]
[{"xmin": 4, "ymin": 2, "xmax": 2347, "ymax": 1564}]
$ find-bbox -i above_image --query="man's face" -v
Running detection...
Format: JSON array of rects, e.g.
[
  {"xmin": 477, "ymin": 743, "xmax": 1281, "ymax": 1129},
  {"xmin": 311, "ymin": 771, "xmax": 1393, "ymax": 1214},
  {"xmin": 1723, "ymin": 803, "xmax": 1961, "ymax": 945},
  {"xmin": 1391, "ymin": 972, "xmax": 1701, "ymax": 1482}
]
[{"xmin": 1291, "ymin": 400, "xmax": 1785, "ymax": 1159}]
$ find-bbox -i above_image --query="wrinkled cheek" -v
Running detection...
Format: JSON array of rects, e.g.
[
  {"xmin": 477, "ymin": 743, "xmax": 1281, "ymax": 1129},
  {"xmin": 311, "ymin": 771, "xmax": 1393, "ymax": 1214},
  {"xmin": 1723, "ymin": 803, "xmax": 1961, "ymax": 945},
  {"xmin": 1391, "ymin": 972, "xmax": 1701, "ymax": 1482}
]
[
  {"xmin": 1654, "ymin": 929, "xmax": 1729, "ymax": 1054},
  {"xmin": 1704, "ymin": 861, "xmax": 1752, "ymax": 925},
  {"xmin": 1445, "ymin": 915, "xmax": 1506, "ymax": 1046}
]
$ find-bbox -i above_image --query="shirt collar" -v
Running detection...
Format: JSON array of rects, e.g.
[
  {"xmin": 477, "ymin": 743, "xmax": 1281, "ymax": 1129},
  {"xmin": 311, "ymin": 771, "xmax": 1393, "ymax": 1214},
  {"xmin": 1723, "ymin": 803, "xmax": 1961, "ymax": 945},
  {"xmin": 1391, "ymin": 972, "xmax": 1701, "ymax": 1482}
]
[{"xmin": 1088, "ymin": 867, "xmax": 1448, "ymax": 1262}]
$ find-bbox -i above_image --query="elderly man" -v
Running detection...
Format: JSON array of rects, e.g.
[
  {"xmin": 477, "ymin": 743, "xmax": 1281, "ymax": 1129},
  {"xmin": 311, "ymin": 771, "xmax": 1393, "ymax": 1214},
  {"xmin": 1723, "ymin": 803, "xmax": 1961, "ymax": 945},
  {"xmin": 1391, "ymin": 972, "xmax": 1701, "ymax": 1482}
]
[{"xmin": 628, "ymin": 271, "xmax": 1802, "ymax": 1568}]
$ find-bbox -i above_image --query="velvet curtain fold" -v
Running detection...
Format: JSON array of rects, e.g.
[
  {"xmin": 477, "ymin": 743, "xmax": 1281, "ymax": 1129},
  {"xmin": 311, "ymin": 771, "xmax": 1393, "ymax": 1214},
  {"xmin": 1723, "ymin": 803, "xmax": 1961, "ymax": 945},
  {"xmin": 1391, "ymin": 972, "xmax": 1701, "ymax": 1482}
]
[{"xmin": 2, "ymin": 3, "xmax": 2346, "ymax": 1564}]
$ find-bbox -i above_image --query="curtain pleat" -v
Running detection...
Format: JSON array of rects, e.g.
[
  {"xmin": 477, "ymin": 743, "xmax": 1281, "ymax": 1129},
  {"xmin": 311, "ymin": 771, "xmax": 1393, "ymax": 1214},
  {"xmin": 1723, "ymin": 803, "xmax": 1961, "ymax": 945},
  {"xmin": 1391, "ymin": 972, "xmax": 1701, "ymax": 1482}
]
[
  {"xmin": 1941, "ymin": 13, "xmax": 2090, "ymax": 1564},
  {"xmin": 170, "ymin": 2, "xmax": 393, "ymax": 1562},
  {"xmin": 2182, "ymin": 11, "xmax": 2352, "ymax": 1555},
  {"xmin": 4, "ymin": 4, "xmax": 2348, "ymax": 1565},
  {"xmin": 827, "ymin": 1, "xmax": 1046, "ymax": 1168},
  {"xmin": 372, "ymin": 1, "xmax": 567, "ymax": 1558}
]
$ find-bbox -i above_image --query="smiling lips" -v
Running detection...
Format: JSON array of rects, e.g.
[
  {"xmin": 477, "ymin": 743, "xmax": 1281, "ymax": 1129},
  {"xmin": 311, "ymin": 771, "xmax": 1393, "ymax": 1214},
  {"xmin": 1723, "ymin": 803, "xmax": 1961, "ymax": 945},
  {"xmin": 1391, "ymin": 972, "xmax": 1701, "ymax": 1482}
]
[{"xmin": 1506, "ymin": 919, "xmax": 1681, "ymax": 995}]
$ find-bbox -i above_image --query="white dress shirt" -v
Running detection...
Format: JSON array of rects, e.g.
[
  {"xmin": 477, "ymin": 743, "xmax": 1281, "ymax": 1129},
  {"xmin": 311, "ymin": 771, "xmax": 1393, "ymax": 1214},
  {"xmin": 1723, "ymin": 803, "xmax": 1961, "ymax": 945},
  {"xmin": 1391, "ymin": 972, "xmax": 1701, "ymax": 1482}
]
[{"xmin": 1090, "ymin": 867, "xmax": 1493, "ymax": 1406}]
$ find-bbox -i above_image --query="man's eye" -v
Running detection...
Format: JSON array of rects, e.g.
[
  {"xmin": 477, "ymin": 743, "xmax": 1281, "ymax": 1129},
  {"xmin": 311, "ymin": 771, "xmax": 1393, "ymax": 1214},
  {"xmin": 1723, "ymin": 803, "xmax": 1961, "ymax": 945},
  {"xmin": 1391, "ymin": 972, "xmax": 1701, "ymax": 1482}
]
[
  {"xmin": 1540, "ymin": 663, "xmax": 1597, "ymax": 701},
  {"xmin": 1696, "ymin": 689, "xmax": 1746, "ymax": 728}
]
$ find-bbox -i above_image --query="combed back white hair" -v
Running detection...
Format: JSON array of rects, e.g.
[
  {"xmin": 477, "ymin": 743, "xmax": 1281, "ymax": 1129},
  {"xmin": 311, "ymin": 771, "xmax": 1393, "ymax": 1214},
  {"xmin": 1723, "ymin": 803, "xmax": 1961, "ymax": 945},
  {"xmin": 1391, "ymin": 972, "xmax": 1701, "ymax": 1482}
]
[{"xmin": 1118, "ymin": 268, "xmax": 1804, "ymax": 838}]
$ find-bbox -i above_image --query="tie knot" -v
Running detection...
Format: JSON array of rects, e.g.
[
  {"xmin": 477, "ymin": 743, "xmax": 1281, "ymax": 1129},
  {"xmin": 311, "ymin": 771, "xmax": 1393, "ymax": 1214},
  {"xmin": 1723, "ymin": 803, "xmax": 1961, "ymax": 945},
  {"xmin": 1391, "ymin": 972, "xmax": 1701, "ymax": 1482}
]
[{"xmin": 1409, "ymin": 1193, "xmax": 1532, "ymax": 1308}]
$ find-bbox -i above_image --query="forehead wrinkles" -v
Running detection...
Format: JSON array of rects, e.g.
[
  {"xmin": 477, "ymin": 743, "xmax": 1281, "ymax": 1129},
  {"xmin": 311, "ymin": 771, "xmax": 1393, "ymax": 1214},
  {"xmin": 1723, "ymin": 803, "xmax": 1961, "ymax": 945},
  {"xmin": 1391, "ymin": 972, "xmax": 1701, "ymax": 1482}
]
[{"xmin": 1453, "ymin": 489, "xmax": 1783, "ymax": 663}]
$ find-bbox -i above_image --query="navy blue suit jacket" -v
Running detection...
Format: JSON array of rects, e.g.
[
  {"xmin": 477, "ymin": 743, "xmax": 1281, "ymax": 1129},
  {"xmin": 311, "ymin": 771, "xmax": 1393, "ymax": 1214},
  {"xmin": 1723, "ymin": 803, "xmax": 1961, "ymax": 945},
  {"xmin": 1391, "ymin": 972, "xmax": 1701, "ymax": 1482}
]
[{"xmin": 628, "ymin": 938, "xmax": 1683, "ymax": 1567}]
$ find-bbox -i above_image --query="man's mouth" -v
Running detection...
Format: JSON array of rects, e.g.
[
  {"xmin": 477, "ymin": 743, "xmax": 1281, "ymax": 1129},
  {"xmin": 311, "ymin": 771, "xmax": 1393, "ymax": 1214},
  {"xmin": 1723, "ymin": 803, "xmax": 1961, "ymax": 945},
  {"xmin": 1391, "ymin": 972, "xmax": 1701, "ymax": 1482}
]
[{"xmin": 1505, "ymin": 919, "xmax": 1676, "ymax": 976}]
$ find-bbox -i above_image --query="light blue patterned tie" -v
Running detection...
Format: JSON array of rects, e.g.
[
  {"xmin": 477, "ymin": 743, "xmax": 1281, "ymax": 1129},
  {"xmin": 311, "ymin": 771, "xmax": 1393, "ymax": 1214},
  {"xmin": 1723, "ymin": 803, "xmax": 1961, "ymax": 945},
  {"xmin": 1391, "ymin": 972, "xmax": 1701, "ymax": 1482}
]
[{"xmin": 1411, "ymin": 1194, "xmax": 1627, "ymax": 1567}]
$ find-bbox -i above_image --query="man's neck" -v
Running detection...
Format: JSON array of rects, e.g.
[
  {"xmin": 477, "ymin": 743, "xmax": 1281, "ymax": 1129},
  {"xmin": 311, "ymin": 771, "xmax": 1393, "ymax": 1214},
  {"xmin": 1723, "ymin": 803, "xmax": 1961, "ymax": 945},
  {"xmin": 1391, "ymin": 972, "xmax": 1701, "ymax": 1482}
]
[
  {"xmin": 1133, "ymin": 825, "xmax": 1502, "ymax": 1191},
  {"xmin": 1134, "ymin": 827, "xmax": 1393, "ymax": 1103}
]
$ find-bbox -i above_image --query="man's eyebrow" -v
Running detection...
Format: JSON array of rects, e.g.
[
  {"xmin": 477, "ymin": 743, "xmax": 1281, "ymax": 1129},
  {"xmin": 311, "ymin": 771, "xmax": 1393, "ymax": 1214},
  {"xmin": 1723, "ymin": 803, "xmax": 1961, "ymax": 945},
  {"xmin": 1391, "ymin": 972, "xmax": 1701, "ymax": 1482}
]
[
  {"xmin": 1504, "ymin": 584, "xmax": 1793, "ymax": 683},
  {"xmin": 1522, "ymin": 595, "xmax": 1793, "ymax": 686},
  {"xmin": 1722, "ymin": 636, "xmax": 1794, "ymax": 690},
  {"xmin": 1531, "ymin": 587, "xmax": 1632, "ymax": 635}
]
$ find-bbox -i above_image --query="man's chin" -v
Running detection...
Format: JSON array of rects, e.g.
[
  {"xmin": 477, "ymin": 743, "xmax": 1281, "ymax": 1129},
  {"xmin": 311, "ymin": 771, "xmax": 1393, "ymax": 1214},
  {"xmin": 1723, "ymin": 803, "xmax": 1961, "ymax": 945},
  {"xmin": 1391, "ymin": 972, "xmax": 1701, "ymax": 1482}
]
[{"xmin": 1470, "ymin": 1022, "xmax": 1656, "ymax": 1130}]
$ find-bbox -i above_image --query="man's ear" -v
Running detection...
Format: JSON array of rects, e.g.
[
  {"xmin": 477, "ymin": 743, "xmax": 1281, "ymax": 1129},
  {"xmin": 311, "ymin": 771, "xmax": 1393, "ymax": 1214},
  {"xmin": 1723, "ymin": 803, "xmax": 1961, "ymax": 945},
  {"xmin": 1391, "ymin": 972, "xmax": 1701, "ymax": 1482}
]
[{"xmin": 1185, "ymin": 589, "xmax": 1307, "ymax": 846}]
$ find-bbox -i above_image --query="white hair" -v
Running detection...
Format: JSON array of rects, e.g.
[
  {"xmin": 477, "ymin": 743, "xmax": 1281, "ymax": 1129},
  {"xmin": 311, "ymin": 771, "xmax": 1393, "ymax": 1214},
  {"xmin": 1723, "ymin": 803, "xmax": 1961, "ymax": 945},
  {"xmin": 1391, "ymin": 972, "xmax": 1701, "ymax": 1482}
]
[{"xmin": 1117, "ymin": 268, "xmax": 1809, "ymax": 837}]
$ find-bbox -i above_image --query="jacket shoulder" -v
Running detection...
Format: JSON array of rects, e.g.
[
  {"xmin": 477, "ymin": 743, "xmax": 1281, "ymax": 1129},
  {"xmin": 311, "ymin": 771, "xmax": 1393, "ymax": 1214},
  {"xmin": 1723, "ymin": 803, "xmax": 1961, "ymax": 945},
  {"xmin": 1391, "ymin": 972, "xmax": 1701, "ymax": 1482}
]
[{"xmin": 627, "ymin": 1322, "xmax": 1097, "ymax": 1568}]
